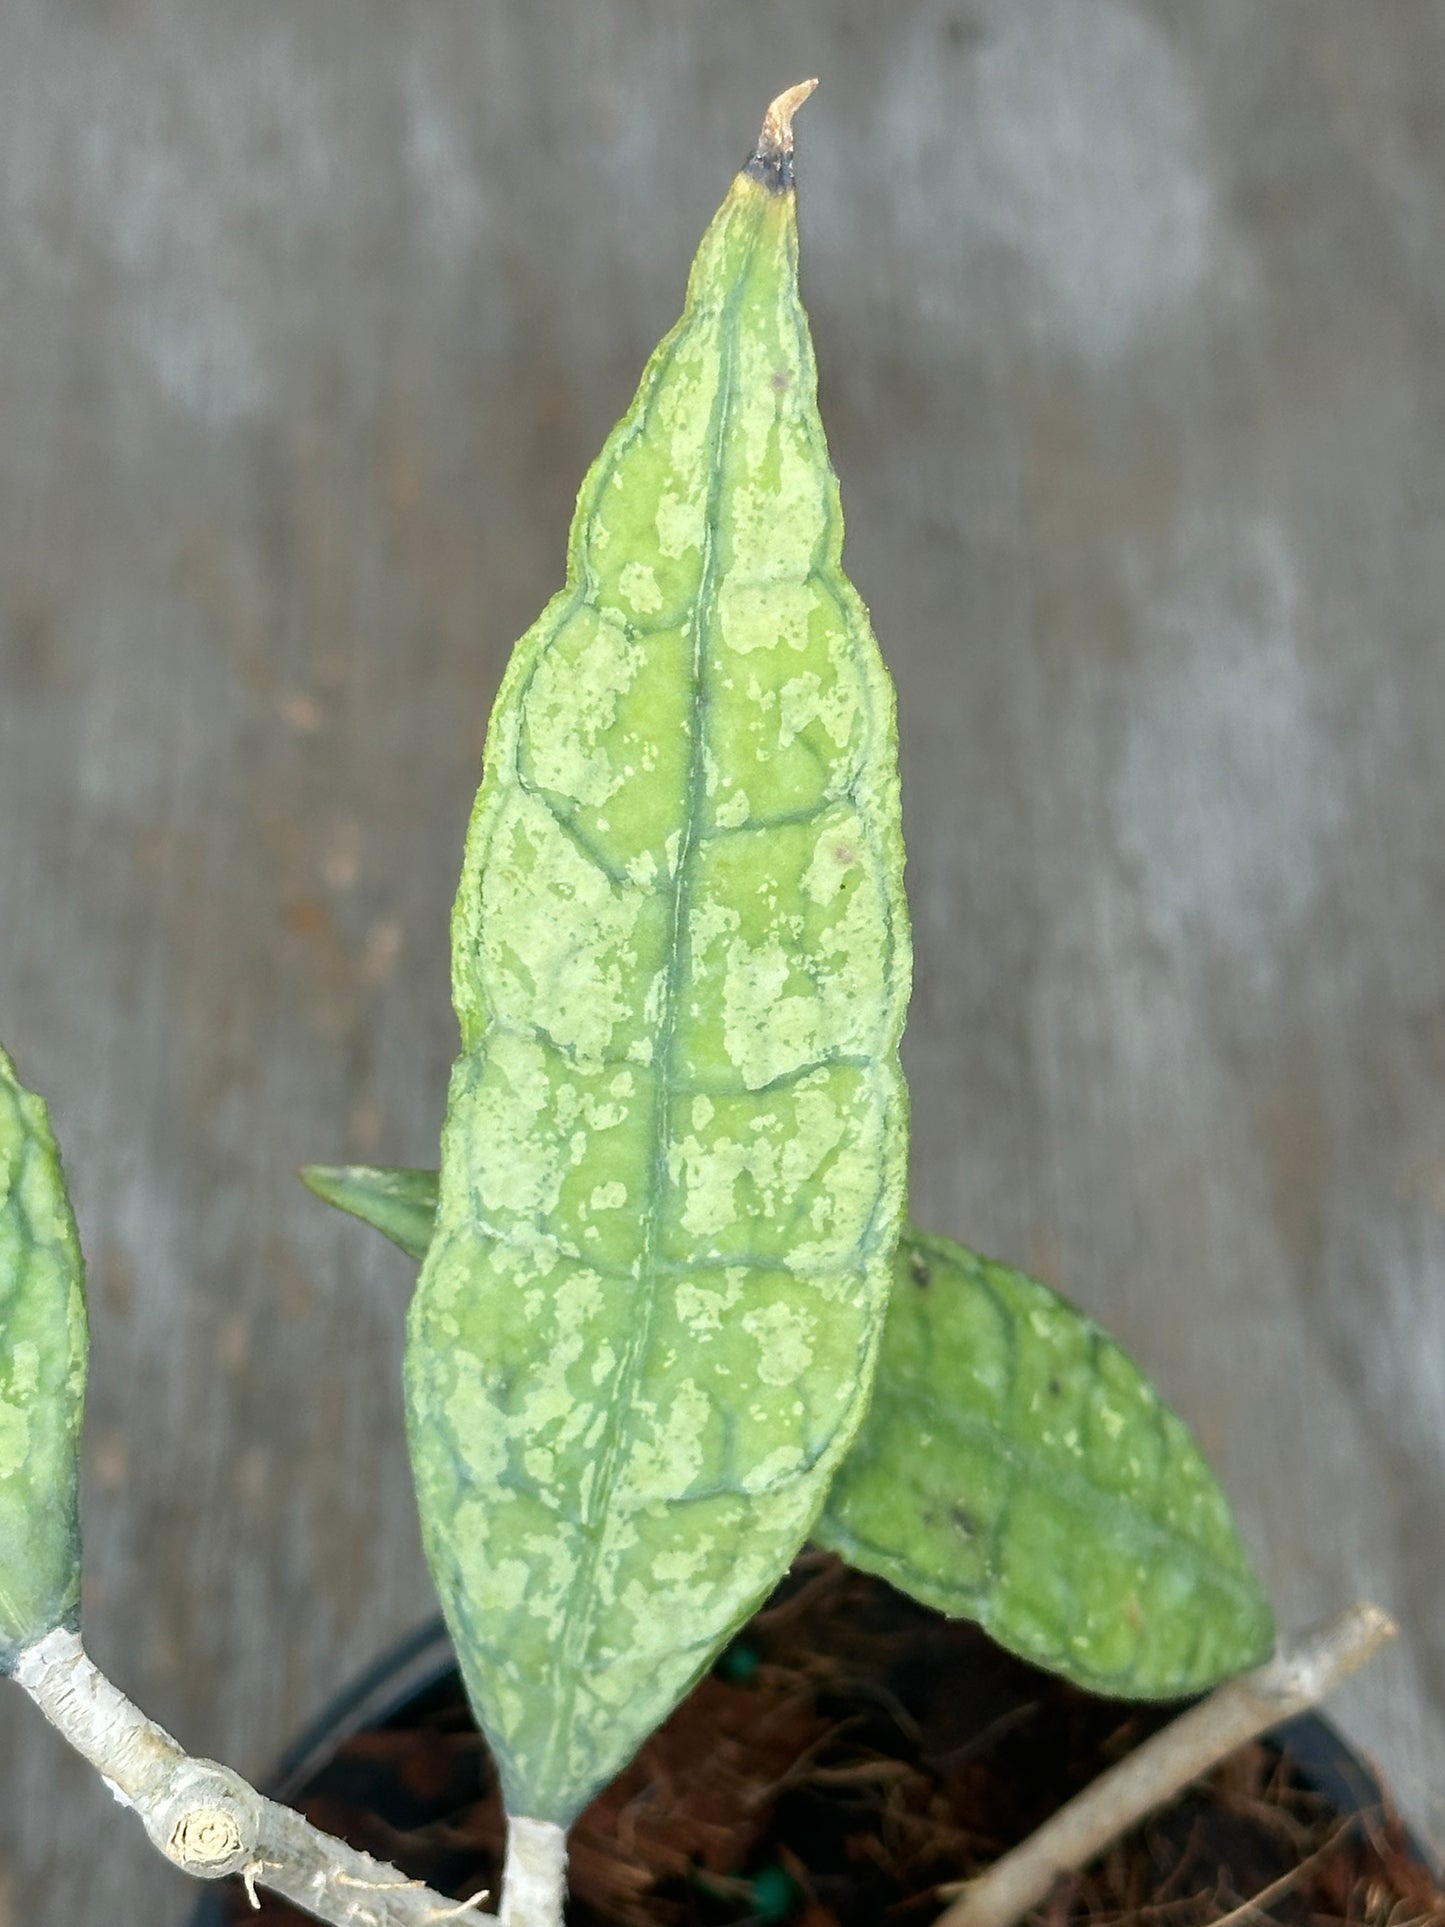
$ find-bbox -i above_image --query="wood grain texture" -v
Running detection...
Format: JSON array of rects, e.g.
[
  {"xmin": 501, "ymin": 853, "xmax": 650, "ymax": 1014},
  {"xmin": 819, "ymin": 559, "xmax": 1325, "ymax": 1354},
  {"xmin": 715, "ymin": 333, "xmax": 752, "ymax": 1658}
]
[{"xmin": 0, "ymin": 0, "xmax": 1442, "ymax": 1916}]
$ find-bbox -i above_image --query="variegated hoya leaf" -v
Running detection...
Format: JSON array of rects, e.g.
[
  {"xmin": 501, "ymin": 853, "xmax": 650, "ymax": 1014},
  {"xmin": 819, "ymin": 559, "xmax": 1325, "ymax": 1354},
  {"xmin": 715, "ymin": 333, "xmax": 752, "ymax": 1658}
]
[
  {"xmin": 817, "ymin": 1230, "xmax": 1275, "ymax": 1696},
  {"xmin": 0, "ymin": 1049, "xmax": 88, "ymax": 1669},
  {"xmin": 306, "ymin": 1168, "xmax": 1274, "ymax": 1697},
  {"xmin": 405, "ymin": 85, "xmax": 911, "ymax": 1826}
]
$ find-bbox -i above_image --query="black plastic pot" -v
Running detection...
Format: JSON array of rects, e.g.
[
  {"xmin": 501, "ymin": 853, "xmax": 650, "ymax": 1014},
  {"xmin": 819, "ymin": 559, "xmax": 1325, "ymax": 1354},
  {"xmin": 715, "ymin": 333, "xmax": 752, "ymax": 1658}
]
[{"xmin": 189, "ymin": 1568, "xmax": 1434, "ymax": 1927}]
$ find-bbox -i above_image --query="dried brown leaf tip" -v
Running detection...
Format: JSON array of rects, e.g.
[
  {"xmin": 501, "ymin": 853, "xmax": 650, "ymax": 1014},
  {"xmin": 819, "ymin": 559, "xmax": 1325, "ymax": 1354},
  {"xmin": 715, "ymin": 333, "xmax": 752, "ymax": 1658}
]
[{"xmin": 745, "ymin": 78, "xmax": 819, "ymax": 193}]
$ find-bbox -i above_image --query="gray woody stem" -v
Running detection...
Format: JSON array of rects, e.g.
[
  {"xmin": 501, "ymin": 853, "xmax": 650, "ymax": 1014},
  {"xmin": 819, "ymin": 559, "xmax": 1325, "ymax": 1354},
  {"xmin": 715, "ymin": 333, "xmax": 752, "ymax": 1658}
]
[
  {"xmin": 499, "ymin": 1816, "xmax": 568, "ymax": 1927},
  {"xmin": 934, "ymin": 1602, "xmax": 1396, "ymax": 1927},
  {"xmin": 12, "ymin": 1628, "xmax": 492, "ymax": 1926}
]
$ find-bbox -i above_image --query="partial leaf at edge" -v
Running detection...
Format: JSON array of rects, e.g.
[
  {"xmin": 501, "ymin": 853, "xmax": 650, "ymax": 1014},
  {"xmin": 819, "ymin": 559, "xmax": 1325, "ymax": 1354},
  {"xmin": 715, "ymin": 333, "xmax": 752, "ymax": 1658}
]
[
  {"xmin": 816, "ymin": 1229, "xmax": 1275, "ymax": 1697},
  {"xmin": 308, "ymin": 1171, "xmax": 1272, "ymax": 1695},
  {"xmin": 404, "ymin": 93, "xmax": 910, "ymax": 1829},
  {"xmin": 0, "ymin": 1048, "xmax": 89, "ymax": 1669},
  {"xmin": 300, "ymin": 1164, "xmax": 435, "ymax": 1263}
]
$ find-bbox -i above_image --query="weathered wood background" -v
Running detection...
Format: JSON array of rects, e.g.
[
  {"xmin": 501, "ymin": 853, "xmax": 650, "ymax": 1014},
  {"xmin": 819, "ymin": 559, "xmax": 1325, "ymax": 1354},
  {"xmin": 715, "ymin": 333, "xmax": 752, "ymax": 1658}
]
[{"xmin": 2, "ymin": 1, "xmax": 1443, "ymax": 1917}]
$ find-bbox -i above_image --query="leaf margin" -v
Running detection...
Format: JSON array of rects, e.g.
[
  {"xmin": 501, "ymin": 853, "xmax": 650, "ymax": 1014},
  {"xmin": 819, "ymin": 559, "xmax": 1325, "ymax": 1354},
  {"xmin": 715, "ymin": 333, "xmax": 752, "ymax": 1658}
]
[
  {"xmin": 304, "ymin": 1165, "xmax": 1275, "ymax": 1698},
  {"xmin": 0, "ymin": 1046, "xmax": 89, "ymax": 1669}
]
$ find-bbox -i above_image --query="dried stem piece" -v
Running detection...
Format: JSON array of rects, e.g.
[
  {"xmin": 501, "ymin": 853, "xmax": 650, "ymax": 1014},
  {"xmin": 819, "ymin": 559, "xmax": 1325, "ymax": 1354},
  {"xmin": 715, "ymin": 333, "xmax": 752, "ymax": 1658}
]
[
  {"xmin": 746, "ymin": 79, "xmax": 819, "ymax": 192},
  {"xmin": 499, "ymin": 1815, "xmax": 568, "ymax": 1927},
  {"xmin": 934, "ymin": 1602, "xmax": 1396, "ymax": 1927},
  {"xmin": 12, "ymin": 1628, "xmax": 490, "ymax": 1927},
  {"xmin": 759, "ymin": 79, "xmax": 818, "ymax": 154}
]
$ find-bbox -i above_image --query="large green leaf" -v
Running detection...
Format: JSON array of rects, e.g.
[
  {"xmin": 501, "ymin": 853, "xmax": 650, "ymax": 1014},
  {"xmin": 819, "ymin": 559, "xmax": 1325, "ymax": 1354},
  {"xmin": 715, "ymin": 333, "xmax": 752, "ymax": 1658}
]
[
  {"xmin": 404, "ymin": 88, "xmax": 911, "ymax": 1826},
  {"xmin": 0, "ymin": 1049, "xmax": 88, "ymax": 1669},
  {"xmin": 818, "ymin": 1230, "xmax": 1274, "ymax": 1696},
  {"xmin": 308, "ymin": 1168, "xmax": 1274, "ymax": 1696}
]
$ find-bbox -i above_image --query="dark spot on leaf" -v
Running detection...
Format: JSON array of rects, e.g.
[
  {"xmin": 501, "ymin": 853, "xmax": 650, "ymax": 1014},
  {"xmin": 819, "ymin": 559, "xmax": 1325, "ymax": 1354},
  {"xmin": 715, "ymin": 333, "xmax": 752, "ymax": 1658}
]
[
  {"xmin": 1048, "ymin": 1375, "xmax": 1063, "ymax": 1397},
  {"xmin": 909, "ymin": 1251, "xmax": 932, "ymax": 1288},
  {"xmin": 743, "ymin": 146, "xmax": 795, "ymax": 196},
  {"xmin": 951, "ymin": 1505, "xmax": 977, "ymax": 1539},
  {"xmin": 771, "ymin": 368, "xmax": 790, "ymax": 393}
]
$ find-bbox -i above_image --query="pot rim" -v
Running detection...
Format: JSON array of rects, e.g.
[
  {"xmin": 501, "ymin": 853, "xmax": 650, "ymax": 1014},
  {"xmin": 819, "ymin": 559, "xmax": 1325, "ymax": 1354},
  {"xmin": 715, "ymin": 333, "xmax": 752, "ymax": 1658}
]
[{"xmin": 188, "ymin": 1612, "xmax": 1435, "ymax": 1927}]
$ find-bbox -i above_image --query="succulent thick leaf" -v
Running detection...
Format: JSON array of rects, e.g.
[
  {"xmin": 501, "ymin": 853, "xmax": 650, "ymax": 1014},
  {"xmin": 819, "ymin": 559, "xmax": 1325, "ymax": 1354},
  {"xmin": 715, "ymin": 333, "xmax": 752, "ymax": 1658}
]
[
  {"xmin": 0, "ymin": 1049, "xmax": 88, "ymax": 1669},
  {"xmin": 405, "ymin": 94, "xmax": 911, "ymax": 1826},
  {"xmin": 817, "ymin": 1230, "xmax": 1275, "ymax": 1696},
  {"xmin": 310, "ymin": 1169, "xmax": 1271, "ymax": 1694}
]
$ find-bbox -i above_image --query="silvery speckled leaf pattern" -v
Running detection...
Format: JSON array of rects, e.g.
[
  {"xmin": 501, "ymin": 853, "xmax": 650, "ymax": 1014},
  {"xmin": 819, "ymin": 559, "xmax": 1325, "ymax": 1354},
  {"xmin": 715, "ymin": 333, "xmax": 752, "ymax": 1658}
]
[
  {"xmin": 306, "ymin": 1166, "xmax": 1273, "ymax": 1697},
  {"xmin": 403, "ymin": 109, "xmax": 911, "ymax": 1825},
  {"xmin": 817, "ymin": 1230, "xmax": 1274, "ymax": 1696},
  {"xmin": 0, "ymin": 1050, "xmax": 88, "ymax": 1669}
]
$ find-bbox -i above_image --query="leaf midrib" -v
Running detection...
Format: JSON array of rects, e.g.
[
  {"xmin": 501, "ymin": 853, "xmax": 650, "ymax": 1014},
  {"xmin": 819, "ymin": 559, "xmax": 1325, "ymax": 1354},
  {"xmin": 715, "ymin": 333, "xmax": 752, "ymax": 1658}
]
[{"xmin": 534, "ymin": 205, "xmax": 760, "ymax": 1807}]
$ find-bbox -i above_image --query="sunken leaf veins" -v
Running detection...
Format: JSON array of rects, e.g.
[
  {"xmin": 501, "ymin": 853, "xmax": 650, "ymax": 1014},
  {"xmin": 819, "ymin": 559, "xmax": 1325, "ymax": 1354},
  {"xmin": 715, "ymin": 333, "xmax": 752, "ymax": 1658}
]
[{"xmin": 405, "ymin": 162, "xmax": 910, "ymax": 1825}]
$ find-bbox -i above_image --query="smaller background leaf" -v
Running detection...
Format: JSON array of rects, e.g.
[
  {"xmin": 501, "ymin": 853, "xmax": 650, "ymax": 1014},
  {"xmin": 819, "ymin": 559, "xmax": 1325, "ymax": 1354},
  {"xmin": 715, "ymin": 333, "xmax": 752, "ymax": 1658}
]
[
  {"xmin": 300, "ymin": 1169, "xmax": 1273, "ymax": 1697},
  {"xmin": 0, "ymin": 1048, "xmax": 88, "ymax": 1668},
  {"xmin": 300, "ymin": 1165, "xmax": 435, "ymax": 1263},
  {"xmin": 816, "ymin": 1229, "xmax": 1274, "ymax": 1697}
]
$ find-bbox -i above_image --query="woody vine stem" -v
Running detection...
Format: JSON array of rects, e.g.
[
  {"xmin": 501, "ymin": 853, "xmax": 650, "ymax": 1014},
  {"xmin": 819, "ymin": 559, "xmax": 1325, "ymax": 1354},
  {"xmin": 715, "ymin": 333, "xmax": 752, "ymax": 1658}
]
[
  {"xmin": 12, "ymin": 1627, "xmax": 494, "ymax": 1927},
  {"xmin": 11, "ymin": 1606, "xmax": 1389, "ymax": 1927}
]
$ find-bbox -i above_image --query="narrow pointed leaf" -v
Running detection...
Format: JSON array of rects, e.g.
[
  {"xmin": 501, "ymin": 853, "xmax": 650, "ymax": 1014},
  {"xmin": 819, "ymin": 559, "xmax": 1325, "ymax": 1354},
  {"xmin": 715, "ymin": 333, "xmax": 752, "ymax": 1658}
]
[
  {"xmin": 312, "ymin": 1169, "xmax": 1271, "ymax": 1693},
  {"xmin": 405, "ymin": 88, "xmax": 911, "ymax": 1826},
  {"xmin": 0, "ymin": 1048, "xmax": 88, "ymax": 1669},
  {"xmin": 816, "ymin": 1229, "xmax": 1275, "ymax": 1696},
  {"xmin": 300, "ymin": 1164, "xmax": 434, "ymax": 1263}
]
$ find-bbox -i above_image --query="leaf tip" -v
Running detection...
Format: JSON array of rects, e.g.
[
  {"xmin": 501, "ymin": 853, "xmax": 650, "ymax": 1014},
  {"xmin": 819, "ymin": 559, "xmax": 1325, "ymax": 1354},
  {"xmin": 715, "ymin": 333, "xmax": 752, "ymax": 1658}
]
[{"xmin": 745, "ymin": 79, "xmax": 819, "ymax": 194}]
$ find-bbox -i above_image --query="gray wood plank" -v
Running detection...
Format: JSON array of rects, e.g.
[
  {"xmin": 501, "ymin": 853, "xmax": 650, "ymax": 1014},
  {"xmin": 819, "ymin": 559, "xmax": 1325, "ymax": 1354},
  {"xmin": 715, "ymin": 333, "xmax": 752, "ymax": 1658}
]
[{"xmin": 1, "ymin": 1, "xmax": 1442, "ymax": 1917}]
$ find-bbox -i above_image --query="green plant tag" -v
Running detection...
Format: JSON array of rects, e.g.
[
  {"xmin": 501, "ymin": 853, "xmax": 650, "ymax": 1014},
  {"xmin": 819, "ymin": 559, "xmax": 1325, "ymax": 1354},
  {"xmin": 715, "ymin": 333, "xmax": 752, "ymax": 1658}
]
[
  {"xmin": 404, "ymin": 85, "xmax": 910, "ymax": 1826},
  {"xmin": 818, "ymin": 1230, "xmax": 1275, "ymax": 1696},
  {"xmin": 0, "ymin": 1049, "xmax": 88, "ymax": 1669},
  {"xmin": 307, "ymin": 1168, "xmax": 1273, "ymax": 1695}
]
